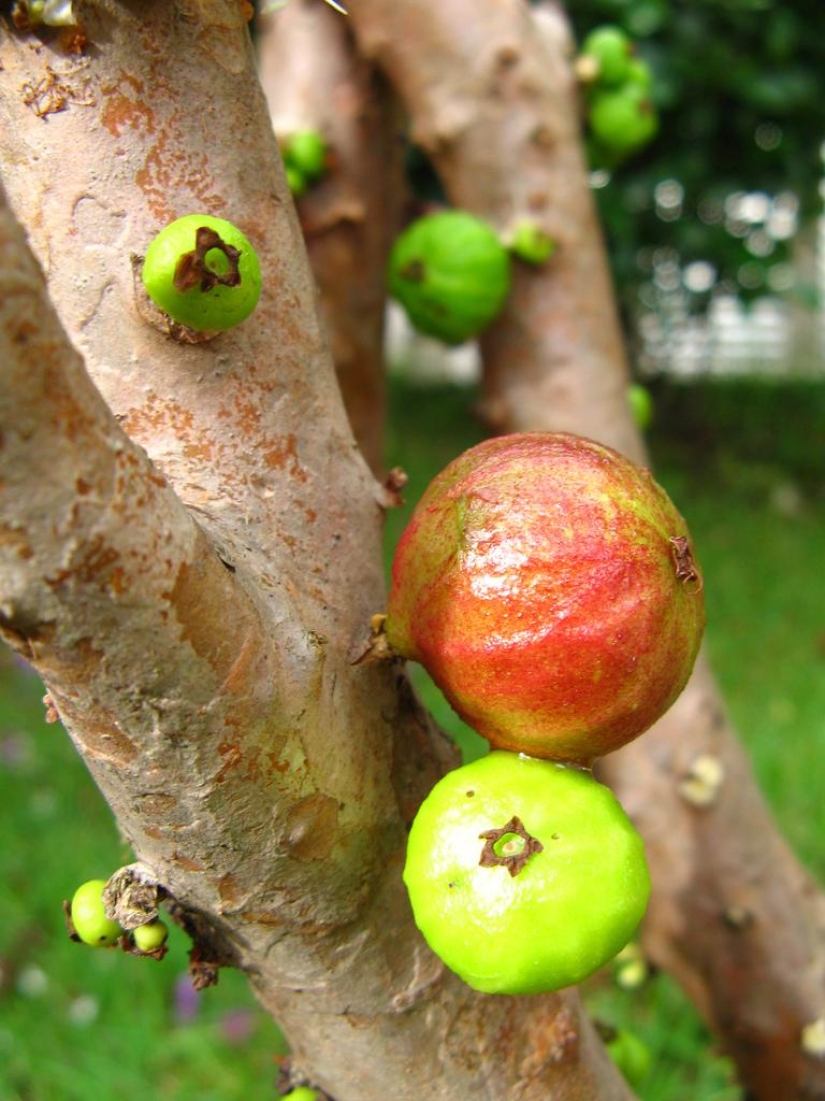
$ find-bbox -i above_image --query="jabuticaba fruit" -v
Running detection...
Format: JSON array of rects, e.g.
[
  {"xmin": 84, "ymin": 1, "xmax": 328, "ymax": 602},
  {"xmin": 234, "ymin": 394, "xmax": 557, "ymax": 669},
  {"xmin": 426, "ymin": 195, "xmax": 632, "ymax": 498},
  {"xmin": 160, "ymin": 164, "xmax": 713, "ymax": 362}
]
[
  {"xmin": 385, "ymin": 432, "xmax": 705, "ymax": 764},
  {"xmin": 387, "ymin": 210, "xmax": 512, "ymax": 345}
]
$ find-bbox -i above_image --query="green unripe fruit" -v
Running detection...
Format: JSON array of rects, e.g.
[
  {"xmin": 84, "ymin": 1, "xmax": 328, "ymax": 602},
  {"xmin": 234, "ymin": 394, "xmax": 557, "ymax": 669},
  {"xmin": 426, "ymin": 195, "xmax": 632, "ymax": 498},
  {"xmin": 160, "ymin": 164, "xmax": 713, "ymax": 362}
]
[
  {"xmin": 388, "ymin": 211, "xmax": 512, "ymax": 345},
  {"xmin": 282, "ymin": 130, "xmax": 328, "ymax": 181},
  {"xmin": 589, "ymin": 84, "xmax": 659, "ymax": 154},
  {"xmin": 625, "ymin": 56, "xmax": 654, "ymax": 93},
  {"xmin": 141, "ymin": 214, "xmax": 262, "ymax": 332},
  {"xmin": 627, "ymin": 382, "xmax": 654, "ymax": 430},
  {"xmin": 507, "ymin": 219, "xmax": 557, "ymax": 265},
  {"xmin": 285, "ymin": 164, "xmax": 308, "ymax": 198},
  {"xmin": 607, "ymin": 1028, "xmax": 653, "ymax": 1088},
  {"xmin": 132, "ymin": 920, "xmax": 169, "ymax": 953},
  {"xmin": 281, "ymin": 1089, "xmax": 319, "ymax": 1101},
  {"xmin": 70, "ymin": 880, "xmax": 122, "ymax": 947},
  {"xmin": 403, "ymin": 752, "xmax": 651, "ymax": 995},
  {"xmin": 581, "ymin": 25, "xmax": 634, "ymax": 87}
]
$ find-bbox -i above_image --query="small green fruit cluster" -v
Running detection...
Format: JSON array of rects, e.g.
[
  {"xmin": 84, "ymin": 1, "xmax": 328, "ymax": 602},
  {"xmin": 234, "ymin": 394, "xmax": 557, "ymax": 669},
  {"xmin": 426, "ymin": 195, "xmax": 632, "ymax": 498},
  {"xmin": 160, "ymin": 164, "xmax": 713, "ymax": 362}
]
[
  {"xmin": 388, "ymin": 210, "xmax": 512, "ymax": 345},
  {"xmin": 141, "ymin": 214, "xmax": 262, "ymax": 333},
  {"xmin": 577, "ymin": 25, "xmax": 658, "ymax": 163},
  {"xmin": 67, "ymin": 879, "xmax": 169, "ymax": 956},
  {"xmin": 280, "ymin": 130, "xmax": 328, "ymax": 197}
]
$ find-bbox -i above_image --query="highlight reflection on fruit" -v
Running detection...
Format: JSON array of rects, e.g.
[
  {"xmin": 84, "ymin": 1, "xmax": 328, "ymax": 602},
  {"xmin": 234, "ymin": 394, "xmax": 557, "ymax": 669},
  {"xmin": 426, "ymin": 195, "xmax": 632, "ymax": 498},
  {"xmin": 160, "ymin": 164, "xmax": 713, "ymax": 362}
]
[
  {"xmin": 387, "ymin": 210, "xmax": 512, "ymax": 345},
  {"xmin": 386, "ymin": 432, "xmax": 704, "ymax": 764}
]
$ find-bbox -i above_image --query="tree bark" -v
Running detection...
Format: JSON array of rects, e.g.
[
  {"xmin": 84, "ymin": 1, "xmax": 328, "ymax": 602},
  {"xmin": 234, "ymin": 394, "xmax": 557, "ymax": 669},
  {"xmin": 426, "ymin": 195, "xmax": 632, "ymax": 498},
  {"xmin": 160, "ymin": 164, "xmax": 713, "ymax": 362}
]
[
  {"xmin": 0, "ymin": 4, "xmax": 636, "ymax": 1098},
  {"xmin": 257, "ymin": 0, "xmax": 406, "ymax": 476},
  {"xmin": 347, "ymin": 1, "xmax": 825, "ymax": 1098}
]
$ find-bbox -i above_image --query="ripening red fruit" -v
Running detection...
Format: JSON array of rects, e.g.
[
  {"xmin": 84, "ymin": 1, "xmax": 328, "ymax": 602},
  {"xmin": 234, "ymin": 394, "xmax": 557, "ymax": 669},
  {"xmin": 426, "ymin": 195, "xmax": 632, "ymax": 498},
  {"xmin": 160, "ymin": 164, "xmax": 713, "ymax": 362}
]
[{"xmin": 385, "ymin": 432, "xmax": 705, "ymax": 764}]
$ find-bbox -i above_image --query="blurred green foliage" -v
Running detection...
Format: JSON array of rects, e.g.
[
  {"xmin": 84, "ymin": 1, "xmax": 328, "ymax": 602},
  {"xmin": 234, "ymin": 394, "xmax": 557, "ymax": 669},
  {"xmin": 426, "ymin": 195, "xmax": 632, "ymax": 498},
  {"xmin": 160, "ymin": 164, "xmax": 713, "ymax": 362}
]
[{"xmin": 564, "ymin": 0, "xmax": 825, "ymax": 307}]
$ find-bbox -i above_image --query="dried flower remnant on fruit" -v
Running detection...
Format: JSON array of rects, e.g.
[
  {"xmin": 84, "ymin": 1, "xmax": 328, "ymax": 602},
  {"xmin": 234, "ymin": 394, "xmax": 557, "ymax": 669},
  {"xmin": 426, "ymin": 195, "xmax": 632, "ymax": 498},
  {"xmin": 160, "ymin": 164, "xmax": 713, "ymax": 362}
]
[
  {"xmin": 479, "ymin": 815, "xmax": 544, "ymax": 877},
  {"xmin": 174, "ymin": 227, "xmax": 242, "ymax": 293},
  {"xmin": 670, "ymin": 535, "xmax": 702, "ymax": 589}
]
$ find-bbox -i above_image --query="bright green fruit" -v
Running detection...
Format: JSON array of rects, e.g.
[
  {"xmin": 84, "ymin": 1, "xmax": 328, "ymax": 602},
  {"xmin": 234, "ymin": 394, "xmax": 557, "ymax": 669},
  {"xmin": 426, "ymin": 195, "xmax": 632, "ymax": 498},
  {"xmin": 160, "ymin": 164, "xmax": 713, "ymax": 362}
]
[
  {"xmin": 132, "ymin": 920, "xmax": 169, "ymax": 953},
  {"xmin": 507, "ymin": 219, "xmax": 556, "ymax": 265},
  {"xmin": 70, "ymin": 880, "xmax": 122, "ymax": 947},
  {"xmin": 282, "ymin": 130, "xmax": 328, "ymax": 181},
  {"xmin": 285, "ymin": 164, "xmax": 308, "ymax": 197},
  {"xmin": 607, "ymin": 1028, "xmax": 653, "ymax": 1088},
  {"xmin": 388, "ymin": 211, "xmax": 512, "ymax": 345},
  {"xmin": 403, "ymin": 752, "xmax": 650, "ymax": 995},
  {"xmin": 625, "ymin": 56, "xmax": 654, "ymax": 92},
  {"xmin": 581, "ymin": 25, "xmax": 634, "ymax": 87},
  {"xmin": 627, "ymin": 382, "xmax": 654, "ymax": 430},
  {"xmin": 280, "ymin": 1090, "xmax": 319, "ymax": 1101},
  {"xmin": 589, "ymin": 84, "xmax": 659, "ymax": 154},
  {"xmin": 141, "ymin": 214, "xmax": 262, "ymax": 332}
]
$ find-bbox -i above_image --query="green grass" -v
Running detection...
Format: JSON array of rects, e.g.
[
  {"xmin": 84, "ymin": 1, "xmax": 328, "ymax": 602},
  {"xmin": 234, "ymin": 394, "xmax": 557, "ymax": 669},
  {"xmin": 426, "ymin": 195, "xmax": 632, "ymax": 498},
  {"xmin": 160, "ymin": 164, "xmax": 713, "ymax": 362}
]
[{"xmin": 1, "ymin": 374, "xmax": 823, "ymax": 1099}]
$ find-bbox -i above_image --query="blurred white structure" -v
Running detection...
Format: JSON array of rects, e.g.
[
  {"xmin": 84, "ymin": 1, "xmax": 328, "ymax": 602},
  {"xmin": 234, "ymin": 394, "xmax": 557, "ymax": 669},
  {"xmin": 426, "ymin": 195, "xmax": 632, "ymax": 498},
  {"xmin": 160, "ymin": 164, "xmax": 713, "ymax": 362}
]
[{"xmin": 387, "ymin": 174, "xmax": 825, "ymax": 384}]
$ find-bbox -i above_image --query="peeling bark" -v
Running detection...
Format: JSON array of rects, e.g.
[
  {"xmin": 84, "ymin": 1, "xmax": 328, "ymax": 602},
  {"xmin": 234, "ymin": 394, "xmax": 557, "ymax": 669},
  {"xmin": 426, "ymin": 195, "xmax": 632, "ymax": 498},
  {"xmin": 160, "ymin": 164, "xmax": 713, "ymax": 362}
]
[
  {"xmin": 0, "ymin": 4, "xmax": 637, "ymax": 1098},
  {"xmin": 346, "ymin": 2, "xmax": 825, "ymax": 1098},
  {"xmin": 257, "ymin": 0, "xmax": 406, "ymax": 476}
]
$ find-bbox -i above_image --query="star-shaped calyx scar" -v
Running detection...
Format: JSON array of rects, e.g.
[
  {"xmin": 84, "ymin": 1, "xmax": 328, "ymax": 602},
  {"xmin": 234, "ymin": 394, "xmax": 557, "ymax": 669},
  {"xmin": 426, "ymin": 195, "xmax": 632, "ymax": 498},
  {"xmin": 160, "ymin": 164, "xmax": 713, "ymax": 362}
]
[{"xmin": 478, "ymin": 815, "xmax": 544, "ymax": 877}]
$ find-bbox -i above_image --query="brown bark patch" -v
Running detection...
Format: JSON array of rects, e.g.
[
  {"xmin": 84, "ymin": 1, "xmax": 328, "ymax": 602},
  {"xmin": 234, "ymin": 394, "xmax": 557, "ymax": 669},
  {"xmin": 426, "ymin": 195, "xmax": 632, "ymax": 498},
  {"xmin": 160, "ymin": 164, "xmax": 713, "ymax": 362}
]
[
  {"xmin": 81, "ymin": 714, "xmax": 139, "ymax": 766},
  {"xmin": 285, "ymin": 793, "xmax": 340, "ymax": 861}
]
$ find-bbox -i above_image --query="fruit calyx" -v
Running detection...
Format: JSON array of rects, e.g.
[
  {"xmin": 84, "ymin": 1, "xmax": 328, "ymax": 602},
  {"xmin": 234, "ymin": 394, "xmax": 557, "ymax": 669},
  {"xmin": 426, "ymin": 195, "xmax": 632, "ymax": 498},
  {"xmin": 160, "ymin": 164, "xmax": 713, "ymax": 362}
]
[
  {"xmin": 670, "ymin": 535, "xmax": 702, "ymax": 590},
  {"xmin": 173, "ymin": 226, "xmax": 242, "ymax": 293},
  {"xmin": 479, "ymin": 815, "xmax": 544, "ymax": 877}
]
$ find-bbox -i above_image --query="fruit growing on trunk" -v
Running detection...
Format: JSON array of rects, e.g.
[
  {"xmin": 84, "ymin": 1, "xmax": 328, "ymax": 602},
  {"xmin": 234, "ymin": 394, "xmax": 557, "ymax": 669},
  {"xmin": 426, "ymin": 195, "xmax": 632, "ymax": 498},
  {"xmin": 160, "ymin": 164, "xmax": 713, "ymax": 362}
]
[
  {"xmin": 628, "ymin": 382, "xmax": 654, "ymax": 430},
  {"xmin": 385, "ymin": 432, "xmax": 704, "ymax": 763},
  {"xmin": 69, "ymin": 879, "xmax": 122, "ymax": 947},
  {"xmin": 588, "ymin": 83, "xmax": 659, "ymax": 155},
  {"xmin": 579, "ymin": 25, "xmax": 634, "ymax": 87},
  {"xmin": 403, "ymin": 752, "xmax": 650, "ymax": 995},
  {"xmin": 141, "ymin": 214, "xmax": 262, "ymax": 333},
  {"xmin": 132, "ymin": 920, "xmax": 169, "ymax": 953},
  {"xmin": 387, "ymin": 210, "xmax": 512, "ymax": 344}
]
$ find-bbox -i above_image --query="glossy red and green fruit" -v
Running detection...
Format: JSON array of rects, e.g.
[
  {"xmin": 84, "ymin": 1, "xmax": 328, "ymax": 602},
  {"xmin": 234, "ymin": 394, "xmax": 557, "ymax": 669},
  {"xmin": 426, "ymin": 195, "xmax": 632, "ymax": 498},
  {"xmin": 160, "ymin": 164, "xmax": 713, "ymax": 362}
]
[
  {"xmin": 403, "ymin": 752, "xmax": 650, "ymax": 995},
  {"xmin": 70, "ymin": 879, "xmax": 122, "ymax": 947},
  {"xmin": 388, "ymin": 210, "xmax": 512, "ymax": 344},
  {"xmin": 385, "ymin": 432, "xmax": 705, "ymax": 764},
  {"xmin": 141, "ymin": 214, "xmax": 262, "ymax": 332}
]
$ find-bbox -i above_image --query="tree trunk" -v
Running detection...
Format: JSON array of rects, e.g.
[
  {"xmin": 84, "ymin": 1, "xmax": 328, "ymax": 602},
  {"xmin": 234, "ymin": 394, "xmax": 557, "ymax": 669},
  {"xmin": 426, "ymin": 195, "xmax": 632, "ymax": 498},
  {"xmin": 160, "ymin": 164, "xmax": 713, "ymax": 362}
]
[
  {"xmin": 346, "ymin": 1, "xmax": 825, "ymax": 1098},
  {"xmin": 0, "ymin": 4, "xmax": 636, "ymax": 1098},
  {"xmin": 257, "ymin": 0, "xmax": 406, "ymax": 476}
]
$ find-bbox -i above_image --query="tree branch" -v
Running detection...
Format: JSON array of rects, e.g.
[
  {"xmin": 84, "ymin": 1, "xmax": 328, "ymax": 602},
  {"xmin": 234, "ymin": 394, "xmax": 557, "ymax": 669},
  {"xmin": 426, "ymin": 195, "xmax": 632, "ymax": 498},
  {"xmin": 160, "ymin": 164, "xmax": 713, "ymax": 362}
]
[
  {"xmin": 347, "ymin": 1, "xmax": 825, "ymax": 1097},
  {"xmin": 349, "ymin": 0, "xmax": 637, "ymax": 457},
  {"xmin": 258, "ymin": 0, "xmax": 406, "ymax": 476},
  {"xmin": 0, "ymin": 5, "xmax": 638, "ymax": 1098}
]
